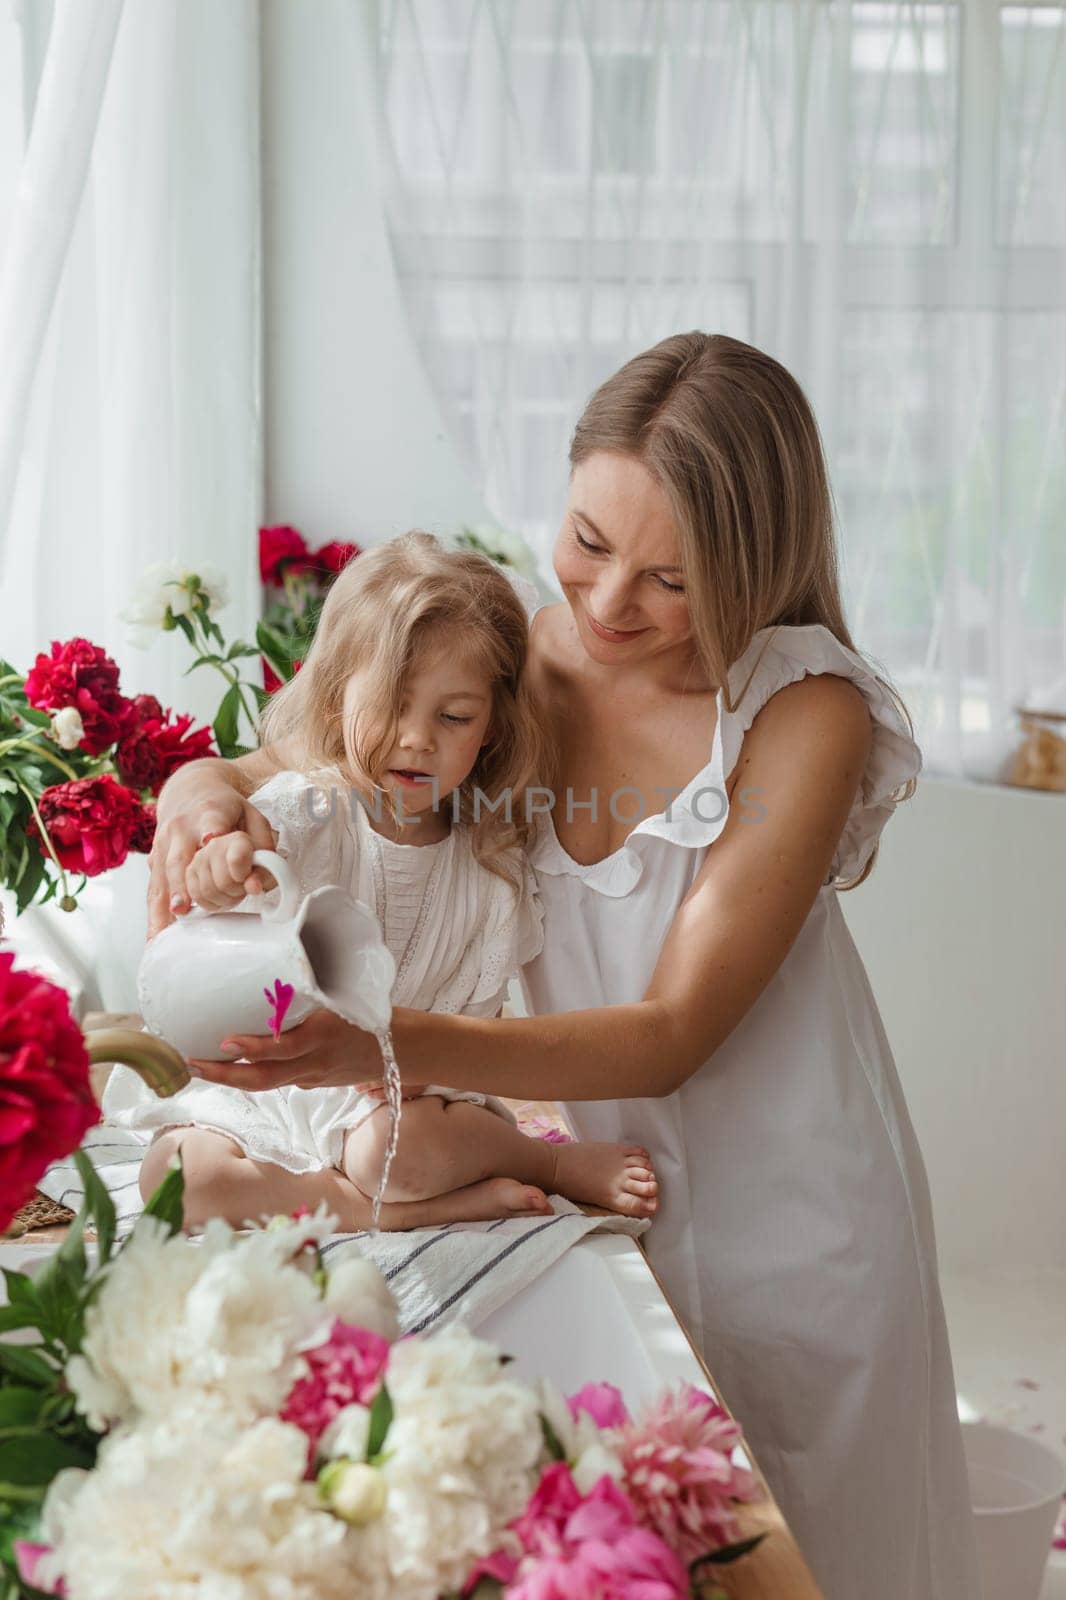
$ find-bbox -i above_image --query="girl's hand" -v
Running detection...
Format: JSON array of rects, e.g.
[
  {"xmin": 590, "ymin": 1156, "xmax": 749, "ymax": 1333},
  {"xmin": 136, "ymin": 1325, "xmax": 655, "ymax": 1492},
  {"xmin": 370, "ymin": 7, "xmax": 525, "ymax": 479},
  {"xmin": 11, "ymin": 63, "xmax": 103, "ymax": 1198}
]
[
  {"xmin": 188, "ymin": 1009, "xmax": 384, "ymax": 1092},
  {"xmin": 186, "ymin": 831, "xmax": 278, "ymax": 912}
]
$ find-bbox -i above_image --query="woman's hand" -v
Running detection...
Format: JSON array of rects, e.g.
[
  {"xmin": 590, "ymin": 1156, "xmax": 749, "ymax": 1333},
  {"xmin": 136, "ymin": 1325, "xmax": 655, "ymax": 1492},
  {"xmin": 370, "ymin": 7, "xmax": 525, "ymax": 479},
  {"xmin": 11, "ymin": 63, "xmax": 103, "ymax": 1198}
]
[
  {"xmin": 147, "ymin": 756, "xmax": 279, "ymax": 937},
  {"xmin": 188, "ymin": 1009, "xmax": 385, "ymax": 1092}
]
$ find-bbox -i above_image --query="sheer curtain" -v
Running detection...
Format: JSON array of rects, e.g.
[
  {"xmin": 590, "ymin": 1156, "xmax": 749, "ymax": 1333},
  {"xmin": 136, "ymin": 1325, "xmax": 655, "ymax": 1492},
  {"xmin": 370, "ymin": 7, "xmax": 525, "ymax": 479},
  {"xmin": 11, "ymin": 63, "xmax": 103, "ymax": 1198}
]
[
  {"xmin": 377, "ymin": 0, "xmax": 1066, "ymax": 777},
  {"xmin": 0, "ymin": 0, "xmax": 262, "ymax": 1007}
]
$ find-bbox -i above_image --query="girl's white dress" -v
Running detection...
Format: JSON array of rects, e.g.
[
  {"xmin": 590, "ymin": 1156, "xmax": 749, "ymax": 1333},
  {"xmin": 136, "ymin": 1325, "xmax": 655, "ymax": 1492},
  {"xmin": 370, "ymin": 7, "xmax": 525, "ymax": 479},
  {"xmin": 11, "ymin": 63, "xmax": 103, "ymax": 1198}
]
[
  {"xmin": 521, "ymin": 623, "xmax": 980, "ymax": 1600},
  {"xmin": 104, "ymin": 770, "xmax": 543, "ymax": 1170}
]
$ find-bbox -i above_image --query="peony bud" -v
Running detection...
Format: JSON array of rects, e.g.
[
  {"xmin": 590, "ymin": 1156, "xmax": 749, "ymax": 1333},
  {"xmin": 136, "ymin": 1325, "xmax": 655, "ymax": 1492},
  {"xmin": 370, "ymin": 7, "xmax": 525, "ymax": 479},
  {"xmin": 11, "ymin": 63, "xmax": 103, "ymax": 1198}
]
[
  {"xmin": 49, "ymin": 707, "xmax": 85, "ymax": 750},
  {"xmin": 317, "ymin": 1459, "xmax": 387, "ymax": 1525},
  {"xmin": 319, "ymin": 1402, "xmax": 371, "ymax": 1464}
]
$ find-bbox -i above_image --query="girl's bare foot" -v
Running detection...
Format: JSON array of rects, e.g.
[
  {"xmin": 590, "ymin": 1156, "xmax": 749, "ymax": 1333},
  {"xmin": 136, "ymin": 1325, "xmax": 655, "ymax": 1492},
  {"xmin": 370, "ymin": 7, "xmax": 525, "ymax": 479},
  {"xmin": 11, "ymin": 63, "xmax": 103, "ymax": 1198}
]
[{"xmin": 548, "ymin": 1142, "xmax": 658, "ymax": 1218}]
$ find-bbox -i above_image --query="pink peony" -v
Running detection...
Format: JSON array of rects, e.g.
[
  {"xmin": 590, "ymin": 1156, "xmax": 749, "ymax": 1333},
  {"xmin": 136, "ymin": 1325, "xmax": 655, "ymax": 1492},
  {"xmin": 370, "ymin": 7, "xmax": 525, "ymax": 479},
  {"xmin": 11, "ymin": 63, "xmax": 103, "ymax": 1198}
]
[
  {"xmin": 467, "ymin": 1465, "xmax": 688, "ymax": 1600},
  {"xmin": 568, "ymin": 1383, "xmax": 630, "ymax": 1430},
  {"xmin": 0, "ymin": 953, "xmax": 99, "ymax": 1232},
  {"xmin": 617, "ymin": 1385, "xmax": 759, "ymax": 1562},
  {"xmin": 280, "ymin": 1319, "xmax": 389, "ymax": 1461},
  {"xmin": 14, "ymin": 1542, "xmax": 66, "ymax": 1597}
]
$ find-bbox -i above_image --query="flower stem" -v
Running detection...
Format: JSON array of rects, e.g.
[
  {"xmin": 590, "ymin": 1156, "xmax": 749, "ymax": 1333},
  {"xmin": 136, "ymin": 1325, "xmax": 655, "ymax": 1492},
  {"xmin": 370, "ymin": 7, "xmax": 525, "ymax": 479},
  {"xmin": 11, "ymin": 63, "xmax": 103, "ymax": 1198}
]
[
  {"xmin": 17, "ymin": 780, "xmax": 72, "ymax": 905},
  {"xmin": 0, "ymin": 734, "xmax": 81, "ymax": 781},
  {"xmin": 0, "ymin": 672, "xmax": 24, "ymax": 692}
]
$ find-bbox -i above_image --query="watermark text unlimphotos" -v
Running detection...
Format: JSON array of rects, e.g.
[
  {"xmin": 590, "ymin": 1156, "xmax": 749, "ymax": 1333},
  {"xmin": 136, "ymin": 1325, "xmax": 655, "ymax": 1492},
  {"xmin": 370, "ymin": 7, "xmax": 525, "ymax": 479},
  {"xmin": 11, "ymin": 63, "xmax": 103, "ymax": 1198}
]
[{"xmin": 300, "ymin": 781, "xmax": 767, "ymax": 829}]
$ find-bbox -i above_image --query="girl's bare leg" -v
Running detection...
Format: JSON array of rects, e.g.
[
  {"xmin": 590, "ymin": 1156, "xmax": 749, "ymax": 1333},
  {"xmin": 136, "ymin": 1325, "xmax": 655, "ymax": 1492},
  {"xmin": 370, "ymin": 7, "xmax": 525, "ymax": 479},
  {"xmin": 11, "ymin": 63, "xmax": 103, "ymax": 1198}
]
[
  {"xmin": 343, "ymin": 1098, "xmax": 658, "ymax": 1219},
  {"xmin": 139, "ymin": 1127, "xmax": 555, "ymax": 1232}
]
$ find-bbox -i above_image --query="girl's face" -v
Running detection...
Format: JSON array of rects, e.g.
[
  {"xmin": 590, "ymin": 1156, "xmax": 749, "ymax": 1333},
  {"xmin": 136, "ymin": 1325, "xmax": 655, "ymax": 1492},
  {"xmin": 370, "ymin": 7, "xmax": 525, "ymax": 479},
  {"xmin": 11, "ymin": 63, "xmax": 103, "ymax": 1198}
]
[
  {"xmin": 553, "ymin": 451, "xmax": 697, "ymax": 672},
  {"xmin": 344, "ymin": 632, "xmax": 494, "ymax": 820}
]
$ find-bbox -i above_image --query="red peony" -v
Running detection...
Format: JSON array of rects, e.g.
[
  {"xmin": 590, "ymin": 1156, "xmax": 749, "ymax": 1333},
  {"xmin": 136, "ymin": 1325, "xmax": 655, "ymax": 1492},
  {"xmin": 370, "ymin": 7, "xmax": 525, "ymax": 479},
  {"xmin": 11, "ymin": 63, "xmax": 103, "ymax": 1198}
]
[
  {"xmin": 24, "ymin": 638, "xmax": 135, "ymax": 756},
  {"xmin": 259, "ymin": 525, "xmax": 310, "ymax": 585},
  {"xmin": 117, "ymin": 709, "xmax": 215, "ymax": 796},
  {"xmin": 262, "ymin": 657, "xmax": 302, "ymax": 696},
  {"xmin": 30, "ymin": 775, "xmax": 146, "ymax": 877},
  {"xmin": 311, "ymin": 540, "xmax": 360, "ymax": 576},
  {"xmin": 0, "ymin": 952, "xmax": 99, "ymax": 1232},
  {"xmin": 129, "ymin": 803, "xmax": 157, "ymax": 855},
  {"xmin": 129, "ymin": 692, "xmax": 164, "ymax": 723}
]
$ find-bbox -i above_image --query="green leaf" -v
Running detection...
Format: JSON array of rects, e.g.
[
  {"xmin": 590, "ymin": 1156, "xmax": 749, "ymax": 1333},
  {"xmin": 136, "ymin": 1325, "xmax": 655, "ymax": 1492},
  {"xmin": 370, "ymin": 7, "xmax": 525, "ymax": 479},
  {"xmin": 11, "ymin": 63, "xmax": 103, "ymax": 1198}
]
[
  {"xmin": 73, "ymin": 1150, "xmax": 116, "ymax": 1266},
  {"xmin": 213, "ymin": 682, "xmax": 242, "ymax": 754},
  {"xmin": 539, "ymin": 1413, "xmax": 567, "ymax": 1462},
  {"xmin": 0, "ymin": 1433, "xmax": 92, "ymax": 1487},
  {"xmin": 0, "ymin": 1307, "xmax": 41, "ymax": 1335},
  {"xmin": 255, "ymin": 620, "xmax": 295, "ymax": 678},
  {"xmin": 0, "ymin": 1390, "xmax": 45, "ymax": 1428},
  {"xmin": 0, "ymin": 1348, "xmax": 57, "ymax": 1389},
  {"xmin": 174, "ymin": 613, "xmax": 196, "ymax": 645},
  {"xmin": 366, "ymin": 1385, "xmax": 394, "ymax": 1460},
  {"xmin": 690, "ymin": 1533, "xmax": 767, "ymax": 1570},
  {"xmin": 139, "ymin": 1158, "xmax": 184, "ymax": 1236},
  {"xmin": 0, "ymin": 1271, "xmax": 37, "ymax": 1310},
  {"xmin": 225, "ymin": 643, "xmax": 262, "ymax": 663}
]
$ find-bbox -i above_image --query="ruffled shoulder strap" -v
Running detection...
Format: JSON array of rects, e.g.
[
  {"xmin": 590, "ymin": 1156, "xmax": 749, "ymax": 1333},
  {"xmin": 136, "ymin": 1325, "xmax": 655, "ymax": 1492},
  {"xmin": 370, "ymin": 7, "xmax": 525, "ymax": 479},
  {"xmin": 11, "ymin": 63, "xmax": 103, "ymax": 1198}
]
[
  {"xmin": 246, "ymin": 766, "xmax": 350, "ymax": 898},
  {"xmin": 721, "ymin": 624, "xmax": 922, "ymax": 883}
]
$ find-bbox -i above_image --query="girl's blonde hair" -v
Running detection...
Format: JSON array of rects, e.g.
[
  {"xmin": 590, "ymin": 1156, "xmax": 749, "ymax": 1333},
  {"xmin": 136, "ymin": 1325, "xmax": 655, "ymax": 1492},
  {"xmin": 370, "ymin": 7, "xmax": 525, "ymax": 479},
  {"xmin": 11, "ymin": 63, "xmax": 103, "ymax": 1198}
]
[
  {"xmin": 570, "ymin": 331, "xmax": 916, "ymax": 888},
  {"xmin": 258, "ymin": 531, "xmax": 548, "ymax": 887}
]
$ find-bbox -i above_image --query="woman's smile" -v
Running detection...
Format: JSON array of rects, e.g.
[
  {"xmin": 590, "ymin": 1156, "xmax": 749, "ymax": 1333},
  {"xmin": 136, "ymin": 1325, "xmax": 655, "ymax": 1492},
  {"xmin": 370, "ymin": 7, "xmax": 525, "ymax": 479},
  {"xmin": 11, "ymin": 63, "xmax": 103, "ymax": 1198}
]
[{"xmin": 584, "ymin": 610, "xmax": 651, "ymax": 644}]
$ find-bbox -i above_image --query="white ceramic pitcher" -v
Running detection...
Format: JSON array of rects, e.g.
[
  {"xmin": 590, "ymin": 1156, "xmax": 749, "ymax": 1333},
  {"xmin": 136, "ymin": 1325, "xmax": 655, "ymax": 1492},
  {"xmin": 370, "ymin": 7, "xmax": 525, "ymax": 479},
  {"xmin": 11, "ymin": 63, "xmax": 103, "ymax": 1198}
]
[{"xmin": 137, "ymin": 850, "xmax": 396, "ymax": 1061}]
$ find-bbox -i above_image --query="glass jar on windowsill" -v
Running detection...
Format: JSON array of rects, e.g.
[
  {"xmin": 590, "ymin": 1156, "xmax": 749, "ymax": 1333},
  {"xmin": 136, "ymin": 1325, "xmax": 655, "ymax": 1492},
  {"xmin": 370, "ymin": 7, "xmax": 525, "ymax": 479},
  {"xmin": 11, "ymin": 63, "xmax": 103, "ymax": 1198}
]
[{"xmin": 1007, "ymin": 707, "xmax": 1066, "ymax": 794}]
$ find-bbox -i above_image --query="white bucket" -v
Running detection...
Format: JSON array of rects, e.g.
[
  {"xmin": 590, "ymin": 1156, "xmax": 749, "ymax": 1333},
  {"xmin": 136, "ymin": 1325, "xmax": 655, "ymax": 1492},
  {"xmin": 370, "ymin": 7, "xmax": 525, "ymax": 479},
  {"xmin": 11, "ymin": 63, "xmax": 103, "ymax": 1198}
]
[{"xmin": 961, "ymin": 1421, "xmax": 1066, "ymax": 1600}]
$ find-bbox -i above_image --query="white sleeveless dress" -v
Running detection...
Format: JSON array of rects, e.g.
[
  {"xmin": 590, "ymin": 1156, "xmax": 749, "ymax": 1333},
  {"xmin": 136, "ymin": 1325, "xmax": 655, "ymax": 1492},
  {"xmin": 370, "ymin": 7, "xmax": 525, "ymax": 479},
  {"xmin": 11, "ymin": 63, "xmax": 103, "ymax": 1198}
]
[
  {"xmin": 521, "ymin": 623, "xmax": 980, "ymax": 1600},
  {"xmin": 104, "ymin": 769, "xmax": 543, "ymax": 1170}
]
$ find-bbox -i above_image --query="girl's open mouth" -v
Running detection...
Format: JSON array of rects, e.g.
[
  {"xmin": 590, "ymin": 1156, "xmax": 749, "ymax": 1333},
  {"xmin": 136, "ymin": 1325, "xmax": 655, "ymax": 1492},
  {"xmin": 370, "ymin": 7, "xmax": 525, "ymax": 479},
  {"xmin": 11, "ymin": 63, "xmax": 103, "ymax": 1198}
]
[{"xmin": 390, "ymin": 769, "xmax": 435, "ymax": 787}]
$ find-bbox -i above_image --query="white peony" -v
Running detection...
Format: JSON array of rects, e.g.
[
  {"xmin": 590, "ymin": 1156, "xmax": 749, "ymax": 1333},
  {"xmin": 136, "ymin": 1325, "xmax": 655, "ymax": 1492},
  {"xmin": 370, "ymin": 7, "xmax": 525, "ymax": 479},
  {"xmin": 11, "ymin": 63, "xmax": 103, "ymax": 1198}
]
[
  {"xmin": 459, "ymin": 522, "xmax": 539, "ymax": 577},
  {"xmin": 122, "ymin": 560, "xmax": 229, "ymax": 648},
  {"xmin": 49, "ymin": 707, "xmax": 84, "ymax": 750},
  {"xmin": 324, "ymin": 1249, "xmax": 400, "ymax": 1341},
  {"xmin": 67, "ymin": 1214, "xmax": 333, "ymax": 1429},
  {"xmin": 363, "ymin": 1326, "xmax": 543, "ymax": 1598},
  {"xmin": 533, "ymin": 1376, "xmax": 624, "ymax": 1492},
  {"xmin": 40, "ymin": 1414, "xmax": 356, "ymax": 1600}
]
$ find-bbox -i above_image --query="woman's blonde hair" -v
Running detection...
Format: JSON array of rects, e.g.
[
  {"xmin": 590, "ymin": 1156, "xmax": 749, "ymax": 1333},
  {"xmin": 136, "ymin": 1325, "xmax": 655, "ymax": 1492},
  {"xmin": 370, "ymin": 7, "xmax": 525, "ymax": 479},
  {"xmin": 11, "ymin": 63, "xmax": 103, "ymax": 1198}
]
[
  {"xmin": 258, "ymin": 531, "xmax": 548, "ymax": 887},
  {"xmin": 570, "ymin": 331, "xmax": 916, "ymax": 888}
]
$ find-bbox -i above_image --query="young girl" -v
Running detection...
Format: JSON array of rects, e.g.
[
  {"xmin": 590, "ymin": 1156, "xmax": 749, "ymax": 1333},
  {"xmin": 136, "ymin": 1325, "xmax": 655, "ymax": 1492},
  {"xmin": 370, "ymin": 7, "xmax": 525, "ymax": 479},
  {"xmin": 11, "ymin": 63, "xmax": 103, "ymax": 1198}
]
[{"xmin": 104, "ymin": 533, "xmax": 657, "ymax": 1230}]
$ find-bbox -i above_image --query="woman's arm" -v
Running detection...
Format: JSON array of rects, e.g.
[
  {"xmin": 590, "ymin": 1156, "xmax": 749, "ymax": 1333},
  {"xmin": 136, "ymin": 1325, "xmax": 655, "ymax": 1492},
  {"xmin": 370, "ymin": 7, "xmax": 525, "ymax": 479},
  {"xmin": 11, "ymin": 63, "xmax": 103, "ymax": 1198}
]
[
  {"xmin": 147, "ymin": 745, "xmax": 293, "ymax": 935},
  {"xmin": 192, "ymin": 675, "xmax": 872, "ymax": 1099}
]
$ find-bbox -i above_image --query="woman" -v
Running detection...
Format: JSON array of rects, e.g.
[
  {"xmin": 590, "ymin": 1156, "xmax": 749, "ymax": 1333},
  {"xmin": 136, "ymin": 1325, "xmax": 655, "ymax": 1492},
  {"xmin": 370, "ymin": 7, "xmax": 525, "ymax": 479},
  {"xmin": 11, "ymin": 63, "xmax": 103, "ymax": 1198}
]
[{"xmin": 150, "ymin": 333, "xmax": 979, "ymax": 1600}]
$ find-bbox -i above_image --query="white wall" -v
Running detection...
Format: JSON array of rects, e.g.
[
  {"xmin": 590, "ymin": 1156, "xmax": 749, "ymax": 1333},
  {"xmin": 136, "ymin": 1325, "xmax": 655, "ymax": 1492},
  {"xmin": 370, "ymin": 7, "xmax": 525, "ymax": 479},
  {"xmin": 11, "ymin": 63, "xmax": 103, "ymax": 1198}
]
[
  {"xmin": 259, "ymin": 0, "xmax": 490, "ymax": 545},
  {"xmin": 842, "ymin": 777, "xmax": 1066, "ymax": 1275}
]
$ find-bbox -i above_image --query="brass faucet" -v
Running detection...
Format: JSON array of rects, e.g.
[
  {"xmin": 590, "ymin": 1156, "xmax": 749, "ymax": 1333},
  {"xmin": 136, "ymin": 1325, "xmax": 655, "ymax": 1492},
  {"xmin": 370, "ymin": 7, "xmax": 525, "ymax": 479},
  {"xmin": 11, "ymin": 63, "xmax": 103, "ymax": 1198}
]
[{"xmin": 85, "ymin": 1029, "xmax": 190, "ymax": 1097}]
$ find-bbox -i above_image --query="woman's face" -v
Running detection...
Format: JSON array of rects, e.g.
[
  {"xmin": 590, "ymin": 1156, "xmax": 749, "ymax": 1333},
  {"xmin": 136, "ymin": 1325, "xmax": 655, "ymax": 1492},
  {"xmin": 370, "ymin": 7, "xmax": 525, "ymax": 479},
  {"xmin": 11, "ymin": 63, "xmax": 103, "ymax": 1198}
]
[{"xmin": 553, "ymin": 451, "xmax": 696, "ymax": 671}]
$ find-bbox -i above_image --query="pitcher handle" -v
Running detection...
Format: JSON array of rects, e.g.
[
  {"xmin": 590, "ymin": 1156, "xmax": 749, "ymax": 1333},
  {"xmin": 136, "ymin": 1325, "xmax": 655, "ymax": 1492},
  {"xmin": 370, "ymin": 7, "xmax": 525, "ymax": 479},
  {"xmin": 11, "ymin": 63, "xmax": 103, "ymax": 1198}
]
[{"xmin": 251, "ymin": 849, "xmax": 301, "ymax": 924}]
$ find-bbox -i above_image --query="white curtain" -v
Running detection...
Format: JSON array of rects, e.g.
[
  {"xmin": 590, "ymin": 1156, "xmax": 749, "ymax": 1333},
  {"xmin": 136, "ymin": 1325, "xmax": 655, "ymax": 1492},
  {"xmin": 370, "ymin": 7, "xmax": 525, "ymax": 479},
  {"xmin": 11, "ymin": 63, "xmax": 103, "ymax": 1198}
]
[
  {"xmin": 0, "ymin": 0, "xmax": 262, "ymax": 729},
  {"xmin": 377, "ymin": 0, "xmax": 1066, "ymax": 778},
  {"xmin": 0, "ymin": 0, "xmax": 262, "ymax": 1009}
]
